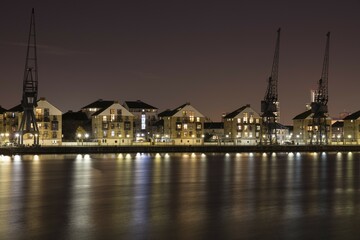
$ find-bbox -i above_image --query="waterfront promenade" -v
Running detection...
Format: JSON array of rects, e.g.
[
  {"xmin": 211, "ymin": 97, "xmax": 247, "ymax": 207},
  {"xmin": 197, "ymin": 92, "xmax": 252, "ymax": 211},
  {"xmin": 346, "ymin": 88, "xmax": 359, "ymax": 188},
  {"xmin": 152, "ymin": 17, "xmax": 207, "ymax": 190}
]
[{"xmin": 1, "ymin": 145, "xmax": 360, "ymax": 155}]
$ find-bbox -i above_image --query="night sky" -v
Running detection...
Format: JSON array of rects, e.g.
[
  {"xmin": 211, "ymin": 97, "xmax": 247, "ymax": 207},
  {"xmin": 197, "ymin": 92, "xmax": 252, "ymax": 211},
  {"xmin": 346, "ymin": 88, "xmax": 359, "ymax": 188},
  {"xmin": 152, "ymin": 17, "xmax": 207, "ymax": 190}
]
[{"xmin": 1, "ymin": 1, "xmax": 359, "ymax": 124}]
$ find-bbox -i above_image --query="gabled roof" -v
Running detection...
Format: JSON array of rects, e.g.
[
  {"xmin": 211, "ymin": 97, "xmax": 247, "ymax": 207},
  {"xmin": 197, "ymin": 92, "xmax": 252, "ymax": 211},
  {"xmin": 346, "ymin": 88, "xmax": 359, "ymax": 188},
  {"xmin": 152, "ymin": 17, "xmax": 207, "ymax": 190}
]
[
  {"xmin": 158, "ymin": 109, "xmax": 173, "ymax": 117},
  {"xmin": 62, "ymin": 111, "xmax": 88, "ymax": 121},
  {"xmin": 223, "ymin": 104, "xmax": 259, "ymax": 119},
  {"xmin": 343, "ymin": 110, "xmax": 360, "ymax": 120},
  {"xmin": 37, "ymin": 98, "xmax": 62, "ymax": 115},
  {"xmin": 91, "ymin": 103, "xmax": 133, "ymax": 117},
  {"xmin": 124, "ymin": 100, "xmax": 157, "ymax": 110},
  {"xmin": 81, "ymin": 99, "xmax": 115, "ymax": 109},
  {"xmin": 0, "ymin": 106, "xmax": 7, "ymax": 114},
  {"xmin": 7, "ymin": 104, "xmax": 23, "ymax": 112},
  {"xmin": 158, "ymin": 103, "xmax": 190, "ymax": 117},
  {"xmin": 293, "ymin": 110, "xmax": 312, "ymax": 120},
  {"xmin": 161, "ymin": 103, "xmax": 205, "ymax": 118},
  {"xmin": 204, "ymin": 122, "xmax": 224, "ymax": 129},
  {"xmin": 223, "ymin": 105, "xmax": 248, "ymax": 118},
  {"xmin": 332, "ymin": 121, "xmax": 344, "ymax": 128}
]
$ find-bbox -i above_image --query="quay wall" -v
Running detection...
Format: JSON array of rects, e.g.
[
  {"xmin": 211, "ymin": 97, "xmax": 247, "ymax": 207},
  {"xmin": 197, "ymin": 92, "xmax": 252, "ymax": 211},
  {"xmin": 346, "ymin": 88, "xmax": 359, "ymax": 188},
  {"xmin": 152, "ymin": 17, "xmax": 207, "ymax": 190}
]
[{"xmin": 1, "ymin": 145, "xmax": 360, "ymax": 155}]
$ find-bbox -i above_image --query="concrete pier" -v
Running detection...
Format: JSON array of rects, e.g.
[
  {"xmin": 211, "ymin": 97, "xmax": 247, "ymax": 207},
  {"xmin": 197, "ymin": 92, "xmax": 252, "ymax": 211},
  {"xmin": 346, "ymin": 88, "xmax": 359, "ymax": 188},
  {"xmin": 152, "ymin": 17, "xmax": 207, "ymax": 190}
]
[{"xmin": 1, "ymin": 145, "xmax": 360, "ymax": 155}]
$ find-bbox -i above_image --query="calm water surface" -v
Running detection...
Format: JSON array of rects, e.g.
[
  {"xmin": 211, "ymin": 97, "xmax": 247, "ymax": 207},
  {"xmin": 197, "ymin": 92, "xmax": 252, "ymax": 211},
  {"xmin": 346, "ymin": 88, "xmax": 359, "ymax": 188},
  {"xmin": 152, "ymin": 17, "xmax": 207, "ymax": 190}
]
[{"xmin": 1, "ymin": 152, "xmax": 360, "ymax": 239}]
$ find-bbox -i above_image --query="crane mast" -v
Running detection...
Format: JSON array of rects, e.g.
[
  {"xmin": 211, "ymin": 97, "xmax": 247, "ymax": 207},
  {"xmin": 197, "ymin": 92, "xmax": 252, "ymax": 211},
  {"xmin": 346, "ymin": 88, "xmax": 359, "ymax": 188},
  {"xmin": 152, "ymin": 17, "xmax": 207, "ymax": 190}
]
[
  {"xmin": 18, "ymin": 8, "xmax": 40, "ymax": 146},
  {"xmin": 310, "ymin": 32, "xmax": 330, "ymax": 145},
  {"xmin": 261, "ymin": 28, "xmax": 281, "ymax": 145}
]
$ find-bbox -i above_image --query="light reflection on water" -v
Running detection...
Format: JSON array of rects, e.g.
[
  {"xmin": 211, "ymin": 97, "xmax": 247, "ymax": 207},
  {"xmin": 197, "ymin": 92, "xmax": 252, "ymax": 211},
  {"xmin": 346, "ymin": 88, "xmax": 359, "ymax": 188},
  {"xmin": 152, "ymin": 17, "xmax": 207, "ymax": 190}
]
[{"xmin": 0, "ymin": 152, "xmax": 360, "ymax": 239}]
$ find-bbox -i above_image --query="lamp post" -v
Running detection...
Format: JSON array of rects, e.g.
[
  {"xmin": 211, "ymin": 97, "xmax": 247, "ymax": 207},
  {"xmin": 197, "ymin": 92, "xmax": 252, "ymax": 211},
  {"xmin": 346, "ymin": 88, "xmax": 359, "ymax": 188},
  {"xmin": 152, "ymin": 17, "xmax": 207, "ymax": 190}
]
[
  {"xmin": 77, "ymin": 133, "xmax": 82, "ymax": 146},
  {"xmin": 84, "ymin": 133, "xmax": 89, "ymax": 145}
]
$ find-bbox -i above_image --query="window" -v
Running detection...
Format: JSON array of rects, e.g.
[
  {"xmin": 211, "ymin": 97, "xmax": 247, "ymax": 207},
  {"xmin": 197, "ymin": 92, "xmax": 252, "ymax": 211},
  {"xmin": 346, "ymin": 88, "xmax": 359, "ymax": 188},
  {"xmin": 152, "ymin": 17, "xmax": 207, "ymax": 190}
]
[
  {"xmin": 196, "ymin": 123, "xmax": 202, "ymax": 130},
  {"xmin": 243, "ymin": 113, "xmax": 248, "ymax": 123},
  {"xmin": 176, "ymin": 123, "xmax": 182, "ymax": 130},
  {"xmin": 237, "ymin": 125, "xmax": 242, "ymax": 131},
  {"xmin": 44, "ymin": 108, "xmax": 49, "ymax": 117},
  {"xmin": 52, "ymin": 132, "xmax": 57, "ymax": 139},
  {"xmin": 183, "ymin": 124, "xmax": 188, "ymax": 130},
  {"xmin": 141, "ymin": 114, "xmax": 146, "ymax": 130},
  {"xmin": 103, "ymin": 116, "xmax": 107, "ymax": 122},
  {"xmin": 196, "ymin": 117, "xmax": 200, "ymax": 122},
  {"xmin": 237, "ymin": 118, "xmax": 241, "ymax": 123},
  {"xmin": 249, "ymin": 114, "xmax": 254, "ymax": 123},
  {"xmin": 51, "ymin": 122, "xmax": 58, "ymax": 131},
  {"xmin": 255, "ymin": 119, "xmax": 260, "ymax": 124},
  {"xmin": 124, "ymin": 121, "xmax": 131, "ymax": 130}
]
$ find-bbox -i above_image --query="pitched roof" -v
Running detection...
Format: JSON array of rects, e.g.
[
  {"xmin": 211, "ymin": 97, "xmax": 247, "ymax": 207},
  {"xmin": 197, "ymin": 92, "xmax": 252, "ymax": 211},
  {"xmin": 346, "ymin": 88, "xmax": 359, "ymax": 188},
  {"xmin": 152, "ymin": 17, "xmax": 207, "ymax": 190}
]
[
  {"xmin": 158, "ymin": 103, "xmax": 189, "ymax": 117},
  {"xmin": 81, "ymin": 99, "xmax": 115, "ymax": 109},
  {"xmin": 7, "ymin": 104, "xmax": 23, "ymax": 112},
  {"xmin": 0, "ymin": 106, "xmax": 7, "ymax": 114},
  {"xmin": 223, "ymin": 105, "xmax": 249, "ymax": 118},
  {"xmin": 158, "ymin": 109, "xmax": 173, "ymax": 117},
  {"xmin": 332, "ymin": 121, "xmax": 344, "ymax": 128},
  {"xmin": 293, "ymin": 110, "xmax": 312, "ymax": 120},
  {"xmin": 343, "ymin": 110, "xmax": 360, "ymax": 120},
  {"xmin": 124, "ymin": 100, "xmax": 157, "ymax": 110}
]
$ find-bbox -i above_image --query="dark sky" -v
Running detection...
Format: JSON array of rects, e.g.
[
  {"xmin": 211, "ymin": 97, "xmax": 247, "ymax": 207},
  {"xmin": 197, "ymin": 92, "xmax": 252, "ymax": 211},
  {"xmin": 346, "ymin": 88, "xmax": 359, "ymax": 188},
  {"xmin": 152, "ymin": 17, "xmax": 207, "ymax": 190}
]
[{"xmin": 1, "ymin": 0, "xmax": 359, "ymax": 124}]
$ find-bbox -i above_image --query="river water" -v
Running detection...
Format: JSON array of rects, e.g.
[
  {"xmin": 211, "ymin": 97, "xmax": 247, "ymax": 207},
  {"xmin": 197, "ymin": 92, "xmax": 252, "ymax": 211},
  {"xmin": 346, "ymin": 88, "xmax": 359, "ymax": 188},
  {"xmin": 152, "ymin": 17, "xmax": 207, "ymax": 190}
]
[{"xmin": 0, "ymin": 152, "xmax": 360, "ymax": 239}]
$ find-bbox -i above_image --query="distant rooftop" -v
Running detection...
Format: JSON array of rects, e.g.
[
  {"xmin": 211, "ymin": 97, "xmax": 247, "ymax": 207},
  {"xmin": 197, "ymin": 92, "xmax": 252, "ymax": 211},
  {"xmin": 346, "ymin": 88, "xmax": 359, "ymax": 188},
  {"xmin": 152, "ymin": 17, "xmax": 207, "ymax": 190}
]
[
  {"xmin": 7, "ymin": 104, "xmax": 23, "ymax": 113},
  {"xmin": 223, "ymin": 104, "xmax": 251, "ymax": 119},
  {"xmin": 158, "ymin": 103, "xmax": 190, "ymax": 117},
  {"xmin": 81, "ymin": 99, "xmax": 115, "ymax": 109},
  {"xmin": 0, "ymin": 106, "xmax": 7, "ymax": 114},
  {"xmin": 343, "ymin": 110, "xmax": 360, "ymax": 120},
  {"xmin": 124, "ymin": 100, "xmax": 157, "ymax": 110},
  {"xmin": 293, "ymin": 110, "xmax": 312, "ymax": 120}
]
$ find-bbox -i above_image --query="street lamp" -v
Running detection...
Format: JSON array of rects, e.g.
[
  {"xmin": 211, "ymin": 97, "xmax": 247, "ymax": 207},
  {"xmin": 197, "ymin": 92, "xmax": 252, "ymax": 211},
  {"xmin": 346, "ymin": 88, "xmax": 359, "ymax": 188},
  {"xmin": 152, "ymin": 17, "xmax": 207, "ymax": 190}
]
[{"xmin": 77, "ymin": 133, "xmax": 82, "ymax": 145}]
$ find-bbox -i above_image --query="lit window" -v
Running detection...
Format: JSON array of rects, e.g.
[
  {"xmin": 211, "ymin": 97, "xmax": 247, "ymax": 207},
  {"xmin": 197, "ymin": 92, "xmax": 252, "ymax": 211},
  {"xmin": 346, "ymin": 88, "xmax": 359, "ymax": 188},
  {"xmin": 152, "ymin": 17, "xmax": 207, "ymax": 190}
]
[
  {"xmin": 243, "ymin": 113, "xmax": 248, "ymax": 123},
  {"xmin": 103, "ymin": 116, "xmax": 107, "ymax": 121},
  {"xmin": 196, "ymin": 117, "xmax": 200, "ymax": 122},
  {"xmin": 183, "ymin": 124, "xmax": 188, "ymax": 130},
  {"xmin": 141, "ymin": 114, "xmax": 146, "ymax": 130},
  {"xmin": 249, "ymin": 115, "xmax": 254, "ymax": 123}
]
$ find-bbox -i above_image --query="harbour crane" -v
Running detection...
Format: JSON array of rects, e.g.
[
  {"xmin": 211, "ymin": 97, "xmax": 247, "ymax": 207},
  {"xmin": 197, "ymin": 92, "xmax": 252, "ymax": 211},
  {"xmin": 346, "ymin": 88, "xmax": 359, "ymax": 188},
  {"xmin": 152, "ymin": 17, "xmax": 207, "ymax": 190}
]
[
  {"xmin": 18, "ymin": 8, "xmax": 40, "ymax": 145},
  {"xmin": 310, "ymin": 32, "xmax": 330, "ymax": 145},
  {"xmin": 261, "ymin": 28, "xmax": 281, "ymax": 145}
]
